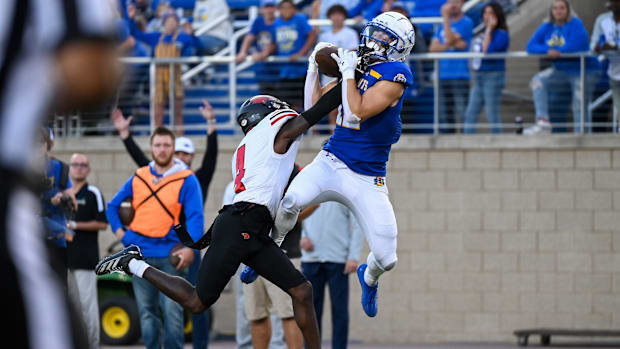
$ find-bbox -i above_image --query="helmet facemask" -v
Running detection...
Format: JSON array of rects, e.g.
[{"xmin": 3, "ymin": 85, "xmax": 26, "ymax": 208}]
[{"xmin": 359, "ymin": 22, "xmax": 409, "ymax": 62}]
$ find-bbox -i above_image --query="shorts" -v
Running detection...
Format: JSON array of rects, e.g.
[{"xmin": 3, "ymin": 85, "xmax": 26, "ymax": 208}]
[
  {"xmin": 196, "ymin": 202, "xmax": 307, "ymax": 307},
  {"xmin": 243, "ymin": 258, "xmax": 301, "ymax": 321}
]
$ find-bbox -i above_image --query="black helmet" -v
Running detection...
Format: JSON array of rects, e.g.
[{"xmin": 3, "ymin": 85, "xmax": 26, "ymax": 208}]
[{"xmin": 237, "ymin": 95, "xmax": 290, "ymax": 134}]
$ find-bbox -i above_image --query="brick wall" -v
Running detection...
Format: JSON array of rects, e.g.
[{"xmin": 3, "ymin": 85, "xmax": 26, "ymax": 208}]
[{"xmin": 52, "ymin": 134, "xmax": 620, "ymax": 343}]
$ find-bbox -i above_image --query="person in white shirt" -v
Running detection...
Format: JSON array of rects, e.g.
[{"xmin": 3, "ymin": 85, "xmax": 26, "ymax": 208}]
[{"xmin": 592, "ymin": 0, "xmax": 620, "ymax": 126}]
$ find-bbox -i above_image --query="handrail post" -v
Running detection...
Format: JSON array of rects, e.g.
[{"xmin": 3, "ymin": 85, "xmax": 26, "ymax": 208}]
[
  {"xmin": 149, "ymin": 60, "xmax": 156, "ymax": 134},
  {"xmin": 580, "ymin": 55, "xmax": 586, "ymax": 134},
  {"xmin": 229, "ymin": 28, "xmax": 237, "ymax": 133},
  {"xmin": 433, "ymin": 58, "xmax": 440, "ymax": 135},
  {"xmin": 169, "ymin": 62, "xmax": 175, "ymax": 131}
]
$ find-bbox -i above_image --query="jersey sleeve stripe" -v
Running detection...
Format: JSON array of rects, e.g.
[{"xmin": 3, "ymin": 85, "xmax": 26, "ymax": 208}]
[
  {"xmin": 87, "ymin": 185, "xmax": 104, "ymax": 212},
  {"xmin": 269, "ymin": 108, "xmax": 297, "ymax": 120},
  {"xmin": 270, "ymin": 113, "xmax": 297, "ymax": 126}
]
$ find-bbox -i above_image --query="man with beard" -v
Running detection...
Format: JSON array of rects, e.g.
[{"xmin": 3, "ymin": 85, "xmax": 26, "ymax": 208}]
[{"xmin": 106, "ymin": 126, "xmax": 204, "ymax": 349}]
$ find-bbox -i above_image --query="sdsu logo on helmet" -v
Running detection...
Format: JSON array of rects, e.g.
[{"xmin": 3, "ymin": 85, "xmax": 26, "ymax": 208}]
[{"xmin": 359, "ymin": 11, "xmax": 415, "ymax": 62}]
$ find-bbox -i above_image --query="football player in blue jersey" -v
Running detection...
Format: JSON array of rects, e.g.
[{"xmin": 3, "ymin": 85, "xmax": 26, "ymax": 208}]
[{"xmin": 272, "ymin": 11, "xmax": 416, "ymax": 318}]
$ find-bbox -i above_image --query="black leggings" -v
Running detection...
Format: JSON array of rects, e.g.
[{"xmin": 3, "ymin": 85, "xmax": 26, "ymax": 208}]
[{"xmin": 195, "ymin": 202, "xmax": 306, "ymax": 307}]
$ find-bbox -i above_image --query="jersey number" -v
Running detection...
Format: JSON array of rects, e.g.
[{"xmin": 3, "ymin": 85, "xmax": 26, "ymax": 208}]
[{"xmin": 234, "ymin": 145, "xmax": 247, "ymax": 193}]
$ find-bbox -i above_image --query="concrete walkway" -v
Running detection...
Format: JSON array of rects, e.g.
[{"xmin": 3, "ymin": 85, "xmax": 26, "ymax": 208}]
[{"xmin": 102, "ymin": 339, "xmax": 620, "ymax": 349}]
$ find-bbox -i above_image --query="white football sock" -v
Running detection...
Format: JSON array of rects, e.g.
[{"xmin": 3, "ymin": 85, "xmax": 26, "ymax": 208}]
[
  {"xmin": 128, "ymin": 259, "xmax": 149, "ymax": 278},
  {"xmin": 364, "ymin": 253, "xmax": 384, "ymax": 286}
]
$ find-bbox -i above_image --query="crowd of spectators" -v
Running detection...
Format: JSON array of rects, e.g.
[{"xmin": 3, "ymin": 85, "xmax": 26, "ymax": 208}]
[{"xmin": 112, "ymin": 0, "xmax": 620, "ymax": 137}]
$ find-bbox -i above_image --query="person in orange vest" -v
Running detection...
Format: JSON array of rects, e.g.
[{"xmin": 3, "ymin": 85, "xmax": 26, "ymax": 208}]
[
  {"xmin": 106, "ymin": 126, "xmax": 204, "ymax": 349},
  {"xmin": 127, "ymin": 4, "xmax": 202, "ymax": 133}
]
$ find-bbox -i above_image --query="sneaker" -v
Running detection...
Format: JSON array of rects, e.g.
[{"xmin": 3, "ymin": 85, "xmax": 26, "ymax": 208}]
[
  {"xmin": 357, "ymin": 264, "xmax": 378, "ymax": 317},
  {"xmin": 523, "ymin": 119, "xmax": 552, "ymax": 135},
  {"xmin": 240, "ymin": 265, "xmax": 259, "ymax": 284},
  {"xmin": 95, "ymin": 245, "xmax": 143, "ymax": 276}
]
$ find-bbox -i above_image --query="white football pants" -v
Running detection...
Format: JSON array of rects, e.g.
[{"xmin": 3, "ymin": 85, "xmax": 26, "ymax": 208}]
[{"xmin": 275, "ymin": 150, "xmax": 398, "ymax": 270}]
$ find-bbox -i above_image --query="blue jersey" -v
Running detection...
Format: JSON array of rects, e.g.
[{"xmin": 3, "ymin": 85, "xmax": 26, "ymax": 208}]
[{"xmin": 324, "ymin": 61, "xmax": 413, "ymax": 177}]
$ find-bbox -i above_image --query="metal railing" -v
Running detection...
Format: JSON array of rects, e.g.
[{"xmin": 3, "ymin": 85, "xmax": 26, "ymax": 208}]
[{"xmin": 106, "ymin": 50, "xmax": 617, "ymax": 137}]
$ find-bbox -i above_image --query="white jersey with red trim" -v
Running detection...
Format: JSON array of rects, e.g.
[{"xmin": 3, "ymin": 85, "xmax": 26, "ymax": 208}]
[{"xmin": 232, "ymin": 108, "xmax": 301, "ymax": 217}]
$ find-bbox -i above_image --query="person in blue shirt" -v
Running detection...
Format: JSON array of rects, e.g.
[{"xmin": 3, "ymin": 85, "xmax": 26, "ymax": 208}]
[
  {"xmin": 348, "ymin": 0, "xmax": 383, "ymax": 22},
  {"xmin": 524, "ymin": 0, "xmax": 598, "ymax": 134},
  {"xmin": 38, "ymin": 128, "xmax": 78, "ymax": 285},
  {"xmin": 463, "ymin": 2, "xmax": 510, "ymax": 134},
  {"xmin": 411, "ymin": 0, "xmax": 445, "ymax": 42},
  {"xmin": 236, "ymin": 0, "xmax": 280, "ymax": 97},
  {"xmin": 429, "ymin": 0, "xmax": 474, "ymax": 133},
  {"xmin": 107, "ymin": 127, "xmax": 204, "ymax": 349},
  {"xmin": 273, "ymin": 0, "xmax": 317, "ymax": 111}
]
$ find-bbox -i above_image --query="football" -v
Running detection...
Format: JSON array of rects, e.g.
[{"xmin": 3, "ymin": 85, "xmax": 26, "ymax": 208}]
[
  {"xmin": 169, "ymin": 242, "xmax": 194, "ymax": 268},
  {"xmin": 315, "ymin": 46, "xmax": 341, "ymax": 78},
  {"xmin": 119, "ymin": 197, "xmax": 134, "ymax": 226}
]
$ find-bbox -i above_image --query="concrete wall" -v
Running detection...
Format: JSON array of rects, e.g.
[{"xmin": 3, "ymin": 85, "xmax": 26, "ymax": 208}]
[{"xmin": 52, "ymin": 134, "xmax": 620, "ymax": 343}]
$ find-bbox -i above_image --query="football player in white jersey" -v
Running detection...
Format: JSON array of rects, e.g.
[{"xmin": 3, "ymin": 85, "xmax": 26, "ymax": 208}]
[{"xmin": 95, "ymin": 92, "xmax": 344, "ymax": 349}]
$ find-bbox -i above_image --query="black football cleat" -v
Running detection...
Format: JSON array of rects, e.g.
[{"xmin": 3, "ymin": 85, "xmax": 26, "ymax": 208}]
[{"xmin": 95, "ymin": 245, "xmax": 143, "ymax": 276}]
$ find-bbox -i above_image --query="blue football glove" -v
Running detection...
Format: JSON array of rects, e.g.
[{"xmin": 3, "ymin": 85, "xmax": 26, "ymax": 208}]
[{"xmin": 240, "ymin": 265, "xmax": 259, "ymax": 284}]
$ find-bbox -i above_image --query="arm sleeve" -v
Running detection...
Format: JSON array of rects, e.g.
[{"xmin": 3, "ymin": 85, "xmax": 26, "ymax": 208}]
[
  {"xmin": 591, "ymin": 16, "xmax": 604, "ymax": 51},
  {"xmin": 123, "ymin": 134, "xmax": 150, "ymax": 167},
  {"xmin": 304, "ymin": 70, "xmax": 319, "ymax": 111},
  {"xmin": 106, "ymin": 176, "xmax": 134, "ymax": 233},
  {"xmin": 488, "ymin": 30, "xmax": 510, "ymax": 53},
  {"xmin": 346, "ymin": 210, "xmax": 364, "ymax": 261},
  {"xmin": 179, "ymin": 175, "xmax": 205, "ymax": 242},
  {"xmin": 300, "ymin": 82, "xmax": 343, "ymax": 126},
  {"xmin": 95, "ymin": 196, "xmax": 107, "ymax": 223},
  {"xmin": 526, "ymin": 24, "xmax": 550, "ymax": 53},
  {"xmin": 128, "ymin": 18, "xmax": 159, "ymax": 46},
  {"xmin": 194, "ymin": 131, "xmax": 218, "ymax": 203},
  {"xmin": 457, "ymin": 19, "xmax": 473, "ymax": 45}
]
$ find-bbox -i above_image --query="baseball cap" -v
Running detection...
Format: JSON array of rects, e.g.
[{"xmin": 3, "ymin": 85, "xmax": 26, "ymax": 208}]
[
  {"xmin": 260, "ymin": 0, "xmax": 277, "ymax": 7},
  {"xmin": 175, "ymin": 137, "xmax": 195, "ymax": 154}
]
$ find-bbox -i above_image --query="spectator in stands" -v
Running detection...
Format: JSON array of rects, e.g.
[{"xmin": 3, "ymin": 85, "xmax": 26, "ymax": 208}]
[
  {"xmin": 192, "ymin": 0, "xmax": 233, "ymax": 55},
  {"xmin": 391, "ymin": 3, "xmax": 427, "ymax": 132},
  {"xmin": 111, "ymin": 101, "xmax": 217, "ymax": 349},
  {"xmin": 411, "ymin": 0, "xmax": 445, "ymax": 43},
  {"xmin": 273, "ymin": 0, "xmax": 317, "ymax": 111},
  {"xmin": 146, "ymin": 1, "xmax": 170, "ymax": 32},
  {"xmin": 429, "ymin": 0, "xmax": 474, "ymax": 133},
  {"xmin": 347, "ymin": 0, "xmax": 383, "ymax": 23},
  {"xmin": 115, "ymin": 1, "xmax": 150, "ymax": 113},
  {"xmin": 127, "ymin": 4, "xmax": 202, "ymax": 133},
  {"xmin": 66, "ymin": 153, "xmax": 107, "ymax": 349},
  {"xmin": 236, "ymin": 0, "xmax": 279, "ymax": 97},
  {"xmin": 524, "ymin": 0, "xmax": 597, "ymax": 134},
  {"xmin": 311, "ymin": 0, "xmax": 357, "ymax": 20},
  {"xmin": 106, "ymin": 126, "xmax": 204, "ymax": 349},
  {"xmin": 592, "ymin": 0, "xmax": 620, "ymax": 128},
  {"xmin": 301, "ymin": 201, "xmax": 363, "ymax": 349},
  {"xmin": 317, "ymin": 4, "xmax": 359, "ymax": 128},
  {"xmin": 463, "ymin": 2, "xmax": 510, "ymax": 134}
]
